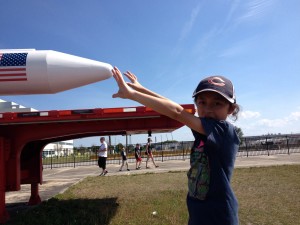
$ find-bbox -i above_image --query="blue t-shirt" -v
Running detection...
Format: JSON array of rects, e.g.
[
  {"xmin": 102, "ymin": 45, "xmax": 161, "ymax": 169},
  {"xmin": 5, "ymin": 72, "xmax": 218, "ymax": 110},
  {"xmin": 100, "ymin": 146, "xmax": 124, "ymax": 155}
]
[{"xmin": 187, "ymin": 118, "xmax": 240, "ymax": 225}]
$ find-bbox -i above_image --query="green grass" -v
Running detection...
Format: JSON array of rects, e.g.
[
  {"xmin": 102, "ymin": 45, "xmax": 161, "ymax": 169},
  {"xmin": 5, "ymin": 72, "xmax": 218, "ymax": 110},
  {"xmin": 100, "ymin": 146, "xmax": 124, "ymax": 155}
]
[
  {"xmin": 233, "ymin": 165, "xmax": 300, "ymax": 225},
  {"xmin": 6, "ymin": 165, "xmax": 300, "ymax": 225}
]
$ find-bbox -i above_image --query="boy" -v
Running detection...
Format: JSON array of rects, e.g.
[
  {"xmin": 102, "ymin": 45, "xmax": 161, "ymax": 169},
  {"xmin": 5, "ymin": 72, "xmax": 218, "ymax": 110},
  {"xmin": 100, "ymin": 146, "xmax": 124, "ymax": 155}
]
[{"xmin": 112, "ymin": 67, "xmax": 240, "ymax": 225}]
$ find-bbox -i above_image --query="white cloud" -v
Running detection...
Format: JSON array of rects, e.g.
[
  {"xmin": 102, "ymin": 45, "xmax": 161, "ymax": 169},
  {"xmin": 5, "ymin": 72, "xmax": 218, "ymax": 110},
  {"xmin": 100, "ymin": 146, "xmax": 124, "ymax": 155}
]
[
  {"xmin": 238, "ymin": 0, "xmax": 275, "ymax": 23},
  {"xmin": 257, "ymin": 118, "xmax": 288, "ymax": 127},
  {"xmin": 240, "ymin": 110, "xmax": 261, "ymax": 119},
  {"xmin": 290, "ymin": 112, "xmax": 300, "ymax": 121},
  {"xmin": 237, "ymin": 108, "xmax": 300, "ymax": 135},
  {"xmin": 172, "ymin": 3, "xmax": 202, "ymax": 57},
  {"xmin": 179, "ymin": 3, "xmax": 201, "ymax": 42}
]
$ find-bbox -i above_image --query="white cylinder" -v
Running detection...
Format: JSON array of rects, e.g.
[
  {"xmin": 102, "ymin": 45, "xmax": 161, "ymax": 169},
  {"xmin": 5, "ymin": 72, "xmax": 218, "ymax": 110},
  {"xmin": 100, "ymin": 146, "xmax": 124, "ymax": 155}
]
[{"xmin": 0, "ymin": 49, "xmax": 113, "ymax": 95}]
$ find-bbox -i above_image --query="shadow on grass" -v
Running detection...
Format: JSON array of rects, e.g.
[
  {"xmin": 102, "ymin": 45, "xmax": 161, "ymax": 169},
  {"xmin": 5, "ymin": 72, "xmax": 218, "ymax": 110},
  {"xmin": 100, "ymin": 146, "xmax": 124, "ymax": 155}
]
[{"xmin": 5, "ymin": 197, "xmax": 118, "ymax": 225}]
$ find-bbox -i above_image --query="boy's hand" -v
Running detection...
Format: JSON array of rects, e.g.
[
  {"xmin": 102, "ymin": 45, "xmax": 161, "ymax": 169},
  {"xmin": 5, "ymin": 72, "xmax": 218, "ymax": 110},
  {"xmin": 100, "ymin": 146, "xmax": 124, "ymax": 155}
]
[
  {"xmin": 124, "ymin": 71, "xmax": 143, "ymax": 91},
  {"xmin": 112, "ymin": 67, "xmax": 134, "ymax": 99}
]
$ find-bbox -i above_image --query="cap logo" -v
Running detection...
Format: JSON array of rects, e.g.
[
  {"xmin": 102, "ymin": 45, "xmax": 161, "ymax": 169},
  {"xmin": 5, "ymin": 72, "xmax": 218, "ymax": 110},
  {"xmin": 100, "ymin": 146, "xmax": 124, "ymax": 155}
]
[{"xmin": 208, "ymin": 77, "xmax": 225, "ymax": 87}]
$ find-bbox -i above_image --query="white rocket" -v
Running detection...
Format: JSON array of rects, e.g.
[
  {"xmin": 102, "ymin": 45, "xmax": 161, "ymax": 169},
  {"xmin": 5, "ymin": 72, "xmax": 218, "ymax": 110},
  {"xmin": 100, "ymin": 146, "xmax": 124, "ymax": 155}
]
[{"xmin": 0, "ymin": 49, "xmax": 113, "ymax": 95}]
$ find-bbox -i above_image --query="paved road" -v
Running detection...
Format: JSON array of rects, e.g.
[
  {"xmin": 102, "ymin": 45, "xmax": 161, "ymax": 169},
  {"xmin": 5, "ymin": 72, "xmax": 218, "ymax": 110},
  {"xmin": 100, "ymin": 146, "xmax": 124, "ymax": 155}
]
[{"xmin": 6, "ymin": 153, "xmax": 300, "ymax": 204}]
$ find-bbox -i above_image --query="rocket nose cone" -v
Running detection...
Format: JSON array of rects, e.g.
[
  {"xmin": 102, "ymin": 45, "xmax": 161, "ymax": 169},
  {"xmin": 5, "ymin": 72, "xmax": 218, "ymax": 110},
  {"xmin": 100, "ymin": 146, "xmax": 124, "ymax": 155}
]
[
  {"xmin": 95, "ymin": 61, "xmax": 113, "ymax": 79},
  {"xmin": 43, "ymin": 51, "xmax": 115, "ymax": 93}
]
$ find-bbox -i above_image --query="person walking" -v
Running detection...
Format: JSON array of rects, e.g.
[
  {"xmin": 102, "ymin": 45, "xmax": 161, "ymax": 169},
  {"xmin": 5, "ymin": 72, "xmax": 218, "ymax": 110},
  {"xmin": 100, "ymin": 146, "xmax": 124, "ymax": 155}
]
[
  {"xmin": 145, "ymin": 137, "xmax": 159, "ymax": 169},
  {"xmin": 119, "ymin": 147, "xmax": 130, "ymax": 171},
  {"xmin": 98, "ymin": 137, "xmax": 108, "ymax": 176},
  {"xmin": 134, "ymin": 143, "xmax": 142, "ymax": 169}
]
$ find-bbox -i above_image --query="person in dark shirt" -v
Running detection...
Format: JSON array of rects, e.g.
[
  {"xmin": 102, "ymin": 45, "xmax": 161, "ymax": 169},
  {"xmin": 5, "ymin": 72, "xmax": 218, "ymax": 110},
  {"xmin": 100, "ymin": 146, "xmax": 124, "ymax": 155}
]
[
  {"xmin": 134, "ymin": 143, "xmax": 142, "ymax": 169},
  {"xmin": 112, "ymin": 68, "xmax": 240, "ymax": 225},
  {"xmin": 119, "ymin": 147, "xmax": 130, "ymax": 171},
  {"xmin": 145, "ymin": 138, "xmax": 159, "ymax": 169}
]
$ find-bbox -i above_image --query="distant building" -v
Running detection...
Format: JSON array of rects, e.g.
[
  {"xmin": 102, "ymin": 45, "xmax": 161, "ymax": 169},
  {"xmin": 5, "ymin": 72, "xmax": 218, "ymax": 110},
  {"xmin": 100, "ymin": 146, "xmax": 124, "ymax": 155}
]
[
  {"xmin": 0, "ymin": 99, "xmax": 74, "ymax": 157},
  {"xmin": 42, "ymin": 140, "xmax": 74, "ymax": 158},
  {"xmin": 0, "ymin": 99, "xmax": 37, "ymax": 112}
]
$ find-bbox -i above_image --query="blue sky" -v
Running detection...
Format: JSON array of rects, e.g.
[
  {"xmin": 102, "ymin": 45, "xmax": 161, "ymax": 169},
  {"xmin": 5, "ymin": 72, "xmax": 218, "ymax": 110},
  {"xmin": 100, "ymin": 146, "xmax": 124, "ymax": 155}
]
[{"xmin": 1, "ymin": 0, "xmax": 300, "ymax": 146}]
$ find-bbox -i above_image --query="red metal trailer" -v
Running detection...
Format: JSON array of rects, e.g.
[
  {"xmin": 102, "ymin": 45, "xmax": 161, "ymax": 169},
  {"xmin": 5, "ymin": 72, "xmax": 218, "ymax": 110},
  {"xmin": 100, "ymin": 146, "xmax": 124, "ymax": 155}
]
[{"xmin": 0, "ymin": 104, "xmax": 195, "ymax": 222}]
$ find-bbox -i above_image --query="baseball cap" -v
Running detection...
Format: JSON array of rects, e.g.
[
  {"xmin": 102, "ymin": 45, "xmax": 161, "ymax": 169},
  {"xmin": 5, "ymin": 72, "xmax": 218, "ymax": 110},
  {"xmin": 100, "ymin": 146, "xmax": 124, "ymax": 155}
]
[{"xmin": 192, "ymin": 76, "xmax": 236, "ymax": 103}]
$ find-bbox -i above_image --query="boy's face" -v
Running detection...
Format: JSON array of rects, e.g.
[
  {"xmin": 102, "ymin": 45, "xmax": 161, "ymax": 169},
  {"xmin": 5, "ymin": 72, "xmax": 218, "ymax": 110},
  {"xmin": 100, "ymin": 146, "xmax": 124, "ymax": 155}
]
[{"xmin": 195, "ymin": 91, "xmax": 234, "ymax": 120}]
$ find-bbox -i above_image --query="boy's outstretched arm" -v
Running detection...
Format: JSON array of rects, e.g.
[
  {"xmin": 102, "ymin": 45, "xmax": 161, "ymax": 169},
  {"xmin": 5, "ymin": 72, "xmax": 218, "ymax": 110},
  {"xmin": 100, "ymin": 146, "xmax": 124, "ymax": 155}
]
[
  {"xmin": 112, "ymin": 67, "xmax": 205, "ymax": 135},
  {"xmin": 123, "ymin": 71, "xmax": 167, "ymax": 99}
]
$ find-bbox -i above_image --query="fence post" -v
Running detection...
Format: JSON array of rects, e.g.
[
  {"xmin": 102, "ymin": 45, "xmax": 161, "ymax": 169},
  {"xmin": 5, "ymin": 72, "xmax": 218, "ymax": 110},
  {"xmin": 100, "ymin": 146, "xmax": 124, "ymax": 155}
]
[
  {"xmin": 73, "ymin": 153, "xmax": 76, "ymax": 168},
  {"xmin": 50, "ymin": 155, "xmax": 53, "ymax": 169},
  {"xmin": 245, "ymin": 138, "xmax": 248, "ymax": 157},
  {"xmin": 286, "ymin": 135, "xmax": 290, "ymax": 155},
  {"xmin": 182, "ymin": 141, "xmax": 184, "ymax": 160},
  {"xmin": 266, "ymin": 137, "xmax": 269, "ymax": 156},
  {"xmin": 161, "ymin": 142, "xmax": 164, "ymax": 162}
]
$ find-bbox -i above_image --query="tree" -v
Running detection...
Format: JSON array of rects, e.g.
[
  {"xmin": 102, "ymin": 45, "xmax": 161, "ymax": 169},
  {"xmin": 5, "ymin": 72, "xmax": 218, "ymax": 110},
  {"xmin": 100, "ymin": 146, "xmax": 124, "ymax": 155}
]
[
  {"xmin": 115, "ymin": 143, "xmax": 124, "ymax": 153},
  {"xmin": 235, "ymin": 126, "xmax": 244, "ymax": 143},
  {"xmin": 74, "ymin": 144, "xmax": 87, "ymax": 156},
  {"xmin": 91, "ymin": 145, "xmax": 98, "ymax": 154},
  {"xmin": 127, "ymin": 144, "xmax": 134, "ymax": 153},
  {"xmin": 162, "ymin": 140, "xmax": 178, "ymax": 144}
]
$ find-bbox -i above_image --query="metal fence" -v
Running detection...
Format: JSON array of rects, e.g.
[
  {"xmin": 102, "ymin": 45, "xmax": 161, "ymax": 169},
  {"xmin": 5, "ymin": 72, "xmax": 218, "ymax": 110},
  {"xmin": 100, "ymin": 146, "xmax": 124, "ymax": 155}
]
[
  {"xmin": 237, "ymin": 134, "xmax": 300, "ymax": 157},
  {"xmin": 42, "ymin": 134, "xmax": 300, "ymax": 169}
]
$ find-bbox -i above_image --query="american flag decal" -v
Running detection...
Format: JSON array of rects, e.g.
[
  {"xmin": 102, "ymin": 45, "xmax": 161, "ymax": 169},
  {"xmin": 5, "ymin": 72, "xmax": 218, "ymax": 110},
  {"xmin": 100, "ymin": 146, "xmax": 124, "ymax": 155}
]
[{"xmin": 0, "ymin": 53, "xmax": 28, "ymax": 82}]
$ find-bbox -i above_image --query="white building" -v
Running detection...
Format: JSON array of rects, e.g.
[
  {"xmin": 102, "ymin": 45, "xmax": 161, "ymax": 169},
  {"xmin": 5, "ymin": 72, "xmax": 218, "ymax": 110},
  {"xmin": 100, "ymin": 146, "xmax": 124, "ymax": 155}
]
[
  {"xmin": 0, "ymin": 99, "xmax": 74, "ymax": 157},
  {"xmin": 0, "ymin": 99, "xmax": 37, "ymax": 112},
  {"xmin": 42, "ymin": 140, "xmax": 74, "ymax": 158}
]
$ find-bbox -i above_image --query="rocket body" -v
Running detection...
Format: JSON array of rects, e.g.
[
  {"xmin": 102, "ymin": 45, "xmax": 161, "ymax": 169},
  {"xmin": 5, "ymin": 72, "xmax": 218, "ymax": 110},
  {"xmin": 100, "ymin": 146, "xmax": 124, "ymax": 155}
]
[{"xmin": 0, "ymin": 49, "xmax": 113, "ymax": 95}]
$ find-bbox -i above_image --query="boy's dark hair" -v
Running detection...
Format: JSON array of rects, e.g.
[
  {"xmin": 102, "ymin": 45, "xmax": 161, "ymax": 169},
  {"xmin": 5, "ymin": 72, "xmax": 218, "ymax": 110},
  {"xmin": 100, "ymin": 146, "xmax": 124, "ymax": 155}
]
[{"xmin": 230, "ymin": 104, "xmax": 240, "ymax": 121}]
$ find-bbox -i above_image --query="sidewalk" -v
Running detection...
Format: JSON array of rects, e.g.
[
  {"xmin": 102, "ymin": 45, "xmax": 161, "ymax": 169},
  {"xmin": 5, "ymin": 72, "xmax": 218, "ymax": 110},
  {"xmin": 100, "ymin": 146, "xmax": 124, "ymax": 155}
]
[{"xmin": 6, "ymin": 153, "xmax": 300, "ymax": 204}]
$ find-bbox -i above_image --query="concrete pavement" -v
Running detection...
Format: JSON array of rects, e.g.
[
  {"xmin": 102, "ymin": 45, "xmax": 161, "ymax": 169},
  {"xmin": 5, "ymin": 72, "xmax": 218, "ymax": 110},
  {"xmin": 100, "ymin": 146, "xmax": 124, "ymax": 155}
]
[{"xmin": 6, "ymin": 153, "xmax": 300, "ymax": 205}]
